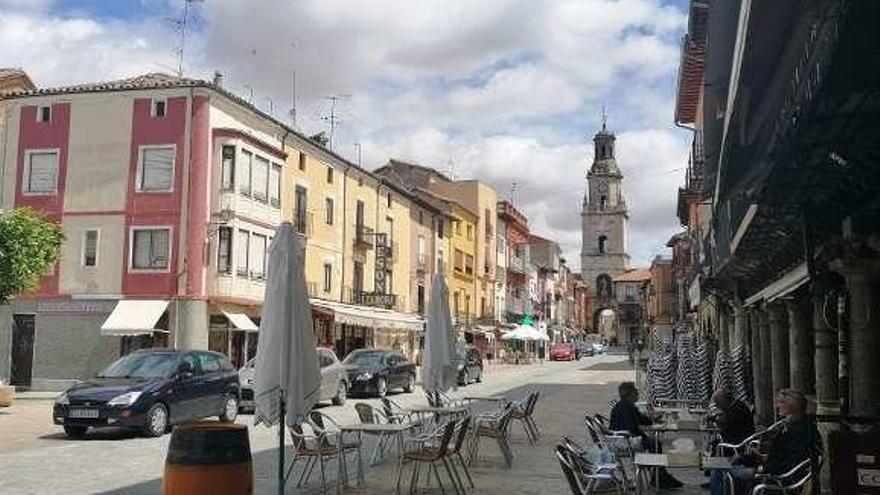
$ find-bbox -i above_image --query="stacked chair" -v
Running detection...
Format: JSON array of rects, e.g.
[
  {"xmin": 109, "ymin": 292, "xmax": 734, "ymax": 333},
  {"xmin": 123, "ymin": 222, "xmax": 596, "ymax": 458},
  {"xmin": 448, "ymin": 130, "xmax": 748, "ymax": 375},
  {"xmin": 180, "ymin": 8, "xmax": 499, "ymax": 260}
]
[
  {"xmin": 645, "ymin": 341, "xmax": 677, "ymax": 403},
  {"xmin": 730, "ymin": 344, "xmax": 753, "ymax": 404}
]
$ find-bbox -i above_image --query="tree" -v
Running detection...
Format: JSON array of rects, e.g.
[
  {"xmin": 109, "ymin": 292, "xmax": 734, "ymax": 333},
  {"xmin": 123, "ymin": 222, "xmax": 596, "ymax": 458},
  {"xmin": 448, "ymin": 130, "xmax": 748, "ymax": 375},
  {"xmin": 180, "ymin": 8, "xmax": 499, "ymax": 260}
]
[{"xmin": 0, "ymin": 208, "xmax": 64, "ymax": 302}]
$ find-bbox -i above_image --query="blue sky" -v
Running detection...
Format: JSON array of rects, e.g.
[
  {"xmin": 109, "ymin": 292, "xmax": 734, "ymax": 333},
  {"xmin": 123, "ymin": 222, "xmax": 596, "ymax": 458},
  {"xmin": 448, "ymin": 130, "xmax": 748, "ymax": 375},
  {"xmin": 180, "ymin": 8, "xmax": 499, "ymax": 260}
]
[{"xmin": 0, "ymin": 0, "xmax": 692, "ymax": 269}]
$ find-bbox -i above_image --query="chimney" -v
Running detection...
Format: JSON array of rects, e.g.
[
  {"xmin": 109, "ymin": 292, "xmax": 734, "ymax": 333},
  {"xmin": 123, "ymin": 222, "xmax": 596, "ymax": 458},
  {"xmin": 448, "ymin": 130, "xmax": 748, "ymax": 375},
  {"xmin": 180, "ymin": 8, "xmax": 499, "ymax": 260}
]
[{"xmin": 212, "ymin": 71, "xmax": 223, "ymax": 88}]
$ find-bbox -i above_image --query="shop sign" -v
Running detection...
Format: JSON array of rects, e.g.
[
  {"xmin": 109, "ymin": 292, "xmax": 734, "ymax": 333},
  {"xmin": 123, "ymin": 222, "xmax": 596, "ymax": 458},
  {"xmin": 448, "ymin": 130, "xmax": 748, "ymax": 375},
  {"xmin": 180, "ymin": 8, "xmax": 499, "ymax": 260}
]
[
  {"xmin": 830, "ymin": 429, "xmax": 880, "ymax": 494},
  {"xmin": 37, "ymin": 300, "xmax": 116, "ymax": 314}
]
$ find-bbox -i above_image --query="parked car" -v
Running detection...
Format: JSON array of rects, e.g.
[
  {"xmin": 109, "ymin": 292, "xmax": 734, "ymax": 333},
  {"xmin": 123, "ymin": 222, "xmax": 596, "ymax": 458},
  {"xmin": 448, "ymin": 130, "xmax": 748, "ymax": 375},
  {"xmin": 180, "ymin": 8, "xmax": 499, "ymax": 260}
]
[
  {"xmin": 53, "ymin": 349, "xmax": 240, "ymax": 438},
  {"xmin": 549, "ymin": 343, "xmax": 577, "ymax": 361},
  {"xmin": 455, "ymin": 345, "xmax": 484, "ymax": 386},
  {"xmin": 344, "ymin": 349, "xmax": 416, "ymax": 398},
  {"xmin": 592, "ymin": 342, "xmax": 607, "ymax": 354},
  {"xmin": 238, "ymin": 347, "xmax": 348, "ymax": 413},
  {"xmin": 575, "ymin": 341, "xmax": 595, "ymax": 357}
]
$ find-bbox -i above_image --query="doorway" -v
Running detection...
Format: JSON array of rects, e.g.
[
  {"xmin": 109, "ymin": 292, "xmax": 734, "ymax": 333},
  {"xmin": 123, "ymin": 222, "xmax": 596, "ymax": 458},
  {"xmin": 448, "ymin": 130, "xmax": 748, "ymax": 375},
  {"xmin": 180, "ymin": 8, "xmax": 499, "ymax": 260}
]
[{"xmin": 11, "ymin": 314, "xmax": 35, "ymax": 388}]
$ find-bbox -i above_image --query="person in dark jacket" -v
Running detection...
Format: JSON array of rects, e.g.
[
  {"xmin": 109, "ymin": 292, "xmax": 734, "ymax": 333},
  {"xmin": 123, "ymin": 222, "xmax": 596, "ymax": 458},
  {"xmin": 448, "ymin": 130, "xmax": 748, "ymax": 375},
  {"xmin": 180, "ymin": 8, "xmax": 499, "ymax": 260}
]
[
  {"xmin": 710, "ymin": 389, "xmax": 821, "ymax": 495},
  {"xmin": 711, "ymin": 389, "xmax": 755, "ymax": 445},
  {"xmin": 610, "ymin": 382, "xmax": 683, "ymax": 489}
]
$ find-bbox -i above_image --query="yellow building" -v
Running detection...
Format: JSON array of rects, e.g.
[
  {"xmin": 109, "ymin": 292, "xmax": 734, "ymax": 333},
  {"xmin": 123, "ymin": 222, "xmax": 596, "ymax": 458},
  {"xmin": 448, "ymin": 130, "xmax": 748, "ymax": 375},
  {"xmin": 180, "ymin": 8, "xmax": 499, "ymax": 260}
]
[{"xmin": 448, "ymin": 202, "xmax": 478, "ymax": 325}]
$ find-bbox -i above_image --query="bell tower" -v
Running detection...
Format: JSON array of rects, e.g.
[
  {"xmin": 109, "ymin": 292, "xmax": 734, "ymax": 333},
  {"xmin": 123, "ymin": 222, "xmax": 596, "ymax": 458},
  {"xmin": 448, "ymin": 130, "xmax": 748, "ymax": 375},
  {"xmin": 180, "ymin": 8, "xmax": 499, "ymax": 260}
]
[{"xmin": 581, "ymin": 117, "xmax": 630, "ymax": 310}]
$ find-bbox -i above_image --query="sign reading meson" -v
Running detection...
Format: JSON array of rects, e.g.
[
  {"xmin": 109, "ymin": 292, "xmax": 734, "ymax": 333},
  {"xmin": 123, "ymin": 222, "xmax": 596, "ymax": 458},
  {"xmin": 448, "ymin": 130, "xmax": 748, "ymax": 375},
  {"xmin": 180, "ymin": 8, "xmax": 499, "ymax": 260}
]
[{"xmin": 830, "ymin": 430, "xmax": 880, "ymax": 493}]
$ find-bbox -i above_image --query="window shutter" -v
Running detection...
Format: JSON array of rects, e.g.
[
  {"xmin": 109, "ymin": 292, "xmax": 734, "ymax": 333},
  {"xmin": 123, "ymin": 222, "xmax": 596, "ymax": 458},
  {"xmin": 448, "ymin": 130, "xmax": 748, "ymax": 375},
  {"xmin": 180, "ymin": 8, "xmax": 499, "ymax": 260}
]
[
  {"xmin": 253, "ymin": 156, "xmax": 269, "ymax": 201},
  {"xmin": 27, "ymin": 152, "xmax": 58, "ymax": 192},
  {"xmin": 239, "ymin": 151, "xmax": 252, "ymax": 194},
  {"xmin": 269, "ymin": 164, "xmax": 281, "ymax": 206},
  {"xmin": 140, "ymin": 147, "xmax": 174, "ymax": 191}
]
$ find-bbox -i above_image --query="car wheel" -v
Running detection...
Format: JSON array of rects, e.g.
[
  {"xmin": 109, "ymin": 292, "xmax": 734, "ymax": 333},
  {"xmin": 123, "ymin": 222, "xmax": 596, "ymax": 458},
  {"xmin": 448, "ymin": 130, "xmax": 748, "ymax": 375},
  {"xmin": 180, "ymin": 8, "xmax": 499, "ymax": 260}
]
[
  {"xmin": 475, "ymin": 368, "xmax": 483, "ymax": 383},
  {"xmin": 63, "ymin": 425, "xmax": 88, "ymax": 438},
  {"xmin": 403, "ymin": 374, "xmax": 415, "ymax": 393},
  {"xmin": 142, "ymin": 403, "xmax": 169, "ymax": 438},
  {"xmin": 376, "ymin": 377, "xmax": 387, "ymax": 398},
  {"xmin": 332, "ymin": 381, "xmax": 347, "ymax": 406},
  {"xmin": 219, "ymin": 394, "xmax": 238, "ymax": 423}
]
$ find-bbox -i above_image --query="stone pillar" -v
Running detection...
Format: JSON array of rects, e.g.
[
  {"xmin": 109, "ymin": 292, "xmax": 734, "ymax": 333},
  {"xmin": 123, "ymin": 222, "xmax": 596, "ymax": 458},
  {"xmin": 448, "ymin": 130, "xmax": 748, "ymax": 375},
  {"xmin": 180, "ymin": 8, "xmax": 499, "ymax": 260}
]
[
  {"xmin": 832, "ymin": 258, "xmax": 880, "ymax": 419},
  {"xmin": 812, "ymin": 288, "xmax": 839, "ymax": 495},
  {"xmin": 767, "ymin": 302, "xmax": 790, "ymax": 394},
  {"xmin": 169, "ymin": 299, "xmax": 209, "ymax": 351},
  {"xmin": 731, "ymin": 300, "xmax": 747, "ymax": 351},
  {"xmin": 785, "ymin": 296, "xmax": 815, "ymax": 395},
  {"xmin": 754, "ymin": 305, "xmax": 775, "ymax": 426}
]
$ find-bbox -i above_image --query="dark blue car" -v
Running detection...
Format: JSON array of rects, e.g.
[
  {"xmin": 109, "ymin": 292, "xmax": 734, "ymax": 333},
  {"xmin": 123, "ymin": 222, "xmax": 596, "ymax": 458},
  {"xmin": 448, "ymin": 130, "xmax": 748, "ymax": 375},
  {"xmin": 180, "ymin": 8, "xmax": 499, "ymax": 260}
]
[{"xmin": 53, "ymin": 349, "xmax": 240, "ymax": 438}]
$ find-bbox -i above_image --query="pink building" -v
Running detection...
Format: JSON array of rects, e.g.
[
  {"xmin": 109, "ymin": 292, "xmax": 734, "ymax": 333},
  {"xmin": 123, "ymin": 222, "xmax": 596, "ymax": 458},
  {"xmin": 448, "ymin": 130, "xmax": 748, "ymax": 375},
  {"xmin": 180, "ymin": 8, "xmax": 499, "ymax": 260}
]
[{"xmin": 0, "ymin": 73, "xmax": 320, "ymax": 390}]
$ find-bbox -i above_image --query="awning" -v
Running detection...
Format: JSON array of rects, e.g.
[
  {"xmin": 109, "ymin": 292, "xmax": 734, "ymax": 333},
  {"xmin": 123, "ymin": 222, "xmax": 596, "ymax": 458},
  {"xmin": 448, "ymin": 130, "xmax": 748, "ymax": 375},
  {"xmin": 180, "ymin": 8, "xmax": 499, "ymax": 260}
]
[
  {"xmin": 309, "ymin": 299, "xmax": 424, "ymax": 332},
  {"xmin": 744, "ymin": 262, "xmax": 809, "ymax": 306},
  {"xmin": 466, "ymin": 325, "xmax": 496, "ymax": 340},
  {"xmin": 100, "ymin": 300, "xmax": 169, "ymax": 336},
  {"xmin": 222, "ymin": 311, "xmax": 258, "ymax": 332}
]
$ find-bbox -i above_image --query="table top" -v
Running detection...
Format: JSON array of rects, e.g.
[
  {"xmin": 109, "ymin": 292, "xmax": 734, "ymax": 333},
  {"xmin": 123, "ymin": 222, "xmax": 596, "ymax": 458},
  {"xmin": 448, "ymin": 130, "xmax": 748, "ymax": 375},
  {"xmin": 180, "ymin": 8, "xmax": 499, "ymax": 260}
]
[
  {"xmin": 341, "ymin": 422, "xmax": 414, "ymax": 433},
  {"xmin": 634, "ymin": 453, "xmax": 734, "ymax": 470},
  {"xmin": 463, "ymin": 396, "xmax": 507, "ymax": 402},
  {"xmin": 647, "ymin": 423, "xmax": 719, "ymax": 433},
  {"xmin": 701, "ymin": 456, "xmax": 734, "ymax": 470},
  {"xmin": 654, "ymin": 407, "xmax": 709, "ymax": 415}
]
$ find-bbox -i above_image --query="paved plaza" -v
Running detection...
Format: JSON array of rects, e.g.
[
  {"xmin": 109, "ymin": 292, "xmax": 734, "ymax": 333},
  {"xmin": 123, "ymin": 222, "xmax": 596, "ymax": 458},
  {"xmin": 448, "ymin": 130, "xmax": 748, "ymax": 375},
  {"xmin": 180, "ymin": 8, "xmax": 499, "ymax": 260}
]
[{"xmin": 0, "ymin": 354, "xmax": 706, "ymax": 494}]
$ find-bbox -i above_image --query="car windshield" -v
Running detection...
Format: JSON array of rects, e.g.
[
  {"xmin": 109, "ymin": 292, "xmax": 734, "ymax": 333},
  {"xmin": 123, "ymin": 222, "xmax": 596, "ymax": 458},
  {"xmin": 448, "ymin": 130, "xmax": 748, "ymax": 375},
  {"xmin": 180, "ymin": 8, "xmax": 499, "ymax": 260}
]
[
  {"xmin": 97, "ymin": 352, "xmax": 180, "ymax": 378},
  {"xmin": 343, "ymin": 351, "xmax": 385, "ymax": 367}
]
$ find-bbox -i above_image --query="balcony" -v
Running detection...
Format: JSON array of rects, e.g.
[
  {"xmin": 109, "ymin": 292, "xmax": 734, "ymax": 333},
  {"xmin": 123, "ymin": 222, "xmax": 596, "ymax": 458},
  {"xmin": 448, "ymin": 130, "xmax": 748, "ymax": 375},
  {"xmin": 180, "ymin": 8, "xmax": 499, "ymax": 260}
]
[
  {"xmin": 353, "ymin": 224, "xmax": 374, "ymax": 249},
  {"xmin": 416, "ymin": 253, "xmax": 429, "ymax": 272},
  {"xmin": 377, "ymin": 239, "xmax": 399, "ymax": 262},
  {"xmin": 294, "ymin": 212, "xmax": 313, "ymax": 238},
  {"xmin": 508, "ymin": 256, "xmax": 525, "ymax": 274}
]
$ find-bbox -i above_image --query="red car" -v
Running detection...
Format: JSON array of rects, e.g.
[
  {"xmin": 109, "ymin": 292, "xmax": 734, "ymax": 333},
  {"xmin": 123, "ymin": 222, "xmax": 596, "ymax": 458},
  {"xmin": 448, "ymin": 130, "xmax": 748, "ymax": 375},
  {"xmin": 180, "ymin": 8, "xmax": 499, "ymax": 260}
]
[{"xmin": 549, "ymin": 343, "xmax": 577, "ymax": 361}]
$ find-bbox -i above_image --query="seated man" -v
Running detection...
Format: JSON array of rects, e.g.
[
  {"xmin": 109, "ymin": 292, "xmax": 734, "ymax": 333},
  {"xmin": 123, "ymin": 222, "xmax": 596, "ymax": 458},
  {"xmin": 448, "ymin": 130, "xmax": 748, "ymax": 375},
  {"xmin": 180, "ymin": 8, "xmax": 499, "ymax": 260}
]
[
  {"xmin": 711, "ymin": 388, "xmax": 756, "ymax": 446},
  {"xmin": 610, "ymin": 382, "xmax": 683, "ymax": 490},
  {"xmin": 711, "ymin": 389, "xmax": 821, "ymax": 495}
]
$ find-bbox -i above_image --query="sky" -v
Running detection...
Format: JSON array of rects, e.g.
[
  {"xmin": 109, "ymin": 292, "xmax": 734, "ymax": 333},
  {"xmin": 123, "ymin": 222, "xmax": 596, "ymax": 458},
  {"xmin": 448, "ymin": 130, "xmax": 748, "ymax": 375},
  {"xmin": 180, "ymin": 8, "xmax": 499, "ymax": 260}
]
[{"xmin": 0, "ymin": 0, "xmax": 691, "ymax": 270}]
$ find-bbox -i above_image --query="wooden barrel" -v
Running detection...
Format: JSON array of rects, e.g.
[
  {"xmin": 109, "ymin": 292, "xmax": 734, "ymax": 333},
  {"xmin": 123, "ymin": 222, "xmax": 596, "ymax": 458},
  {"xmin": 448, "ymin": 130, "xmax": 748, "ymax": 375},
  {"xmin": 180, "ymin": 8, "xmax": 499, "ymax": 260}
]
[{"xmin": 162, "ymin": 422, "xmax": 253, "ymax": 495}]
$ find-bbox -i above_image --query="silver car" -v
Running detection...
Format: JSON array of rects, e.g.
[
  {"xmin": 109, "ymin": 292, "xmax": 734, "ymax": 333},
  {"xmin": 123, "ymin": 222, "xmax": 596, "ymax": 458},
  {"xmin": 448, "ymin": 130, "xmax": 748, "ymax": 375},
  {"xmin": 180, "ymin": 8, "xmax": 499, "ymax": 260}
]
[{"xmin": 238, "ymin": 347, "xmax": 349, "ymax": 413}]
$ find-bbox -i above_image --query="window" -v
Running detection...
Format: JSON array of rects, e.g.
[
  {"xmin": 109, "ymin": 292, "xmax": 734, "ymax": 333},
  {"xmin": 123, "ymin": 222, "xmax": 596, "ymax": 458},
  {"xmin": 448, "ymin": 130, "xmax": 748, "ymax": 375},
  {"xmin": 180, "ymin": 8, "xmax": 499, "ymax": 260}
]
[
  {"xmin": 131, "ymin": 228, "xmax": 170, "ymax": 270},
  {"xmin": 295, "ymin": 185, "xmax": 308, "ymax": 234},
  {"xmin": 454, "ymin": 249, "xmax": 464, "ymax": 273},
  {"xmin": 598, "ymin": 235, "xmax": 608, "ymax": 254},
  {"xmin": 236, "ymin": 230, "xmax": 249, "ymax": 277},
  {"xmin": 326, "ymin": 167, "xmax": 333, "ymax": 184},
  {"xmin": 466, "ymin": 224, "xmax": 473, "ymax": 240},
  {"xmin": 387, "ymin": 193, "xmax": 392, "ymax": 208},
  {"xmin": 221, "ymin": 146, "xmax": 235, "ymax": 190},
  {"xmin": 238, "ymin": 150, "xmax": 252, "ymax": 195},
  {"xmin": 198, "ymin": 352, "xmax": 220, "ymax": 373},
  {"xmin": 353, "ymin": 261, "xmax": 364, "ymax": 292},
  {"xmin": 138, "ymin": 146, "xmax": 174, "ymax": 192},
  {"xmin": 218, "ymin": 227, "xmax": 232, "ymax": 274},
  {"xmin": 438, "ymin": 219, "xmax": 444, "ymax": 239},
  {"xmin": 152, "ymin": 99, "xmax": 166, "ymax": 118},
  {"xmin": 253, "ymin": 155, "xmax": 269, "ymax": 201},
  {"xmin": 485, "ymin": 208, "xmax": 492, "ymax": 237},
  {"xmin": 269, "ymin": 164, "xmax": 281, "ymax": 207},
  {"xmin": 481, "ymin": 297, "xmax": 486, "ymax": 317},
  {"xmin": 417, "ymin": 284, "xmax": 426, "ymax": 314},
  {"xmin": 36, "ymin": 105, "xmax": 51, "ymax": 123},
  {"xmin": 325, "ymin": 197, "xmax": 334, "ymax": 225},
  {"xmin": 24, "ymin": 150, "xmax": 59, "ymax": 194},
  {"xmin": 250, "ymin": 233, "xmax": 267, "ymax": 279},
  {"xmin": 454, "ymin": 291, "xmax": 460, "ymax": 317},
  {"xmin": 599, "ymin": 195, "xmax": 608, "ymax": 210},
  {"xmin": 418, "ymin": 235, "xmax": 426, "ymax": 257},
  {"xmin": 355, "ymin": 199, "xmax": 365, "ymax": 231},
  {"xmin": 438, "ymin": 248, "xmax": 445, "ymax": 272},
  {"xmin": 83, "ymin": 229, "xmax": 99, "ymax": 267},
  {"xmin": 323, "ymin": 263, "xmax": 332, "ymax": 293},
  {"xmin": 298, "ymin": 152, "xmax": 306, "ymax": 171},
  {"xmin": 465, "ymin": 254, "xmax": 474, "ymax": 275}
]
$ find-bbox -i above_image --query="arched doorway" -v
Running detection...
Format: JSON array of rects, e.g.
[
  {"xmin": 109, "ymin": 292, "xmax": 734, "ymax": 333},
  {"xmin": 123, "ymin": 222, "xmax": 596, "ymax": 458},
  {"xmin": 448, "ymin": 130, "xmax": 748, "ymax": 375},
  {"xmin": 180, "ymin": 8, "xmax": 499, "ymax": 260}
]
[{"xmin": 592, "ymin": 307, "xmax": 617, "ymax": 345}]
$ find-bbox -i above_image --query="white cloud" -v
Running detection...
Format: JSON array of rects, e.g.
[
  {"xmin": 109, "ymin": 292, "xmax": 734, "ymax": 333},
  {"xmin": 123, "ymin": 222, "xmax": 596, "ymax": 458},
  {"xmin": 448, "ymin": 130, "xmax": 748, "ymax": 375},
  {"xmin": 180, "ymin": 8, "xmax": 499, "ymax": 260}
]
[{"xmin": 0, "ymin": 0, "xmax": 690, "ymax": 270}]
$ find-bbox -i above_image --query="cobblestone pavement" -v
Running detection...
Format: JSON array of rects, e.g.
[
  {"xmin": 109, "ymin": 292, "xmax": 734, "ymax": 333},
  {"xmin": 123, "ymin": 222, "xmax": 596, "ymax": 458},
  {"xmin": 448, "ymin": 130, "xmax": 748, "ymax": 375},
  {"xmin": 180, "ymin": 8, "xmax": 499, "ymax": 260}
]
[{"xmin": 0, "ymin": 354, "xmax": 705, "ymax": 494}]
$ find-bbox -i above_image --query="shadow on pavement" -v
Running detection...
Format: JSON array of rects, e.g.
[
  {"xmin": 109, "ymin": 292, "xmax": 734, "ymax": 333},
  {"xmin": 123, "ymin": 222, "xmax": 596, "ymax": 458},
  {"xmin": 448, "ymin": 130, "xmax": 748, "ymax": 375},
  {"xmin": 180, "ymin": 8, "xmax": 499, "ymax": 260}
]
[{"xmin": 578, "ymin": 360, "xmax": 635, "ymax": 371}]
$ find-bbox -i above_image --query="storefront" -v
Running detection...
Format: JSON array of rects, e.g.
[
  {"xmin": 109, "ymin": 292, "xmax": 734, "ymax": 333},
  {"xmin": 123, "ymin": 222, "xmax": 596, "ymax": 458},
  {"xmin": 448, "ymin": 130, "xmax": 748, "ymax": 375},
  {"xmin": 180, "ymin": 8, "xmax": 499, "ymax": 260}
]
[
  {"xmin": 100, "ymin": 300, "xmax": 171, "ymax": 355},
  {"xmin": 309, "ymin": 299, "xmax": 424, "ymax": 361},
  {"xmin": 207, "ymin": 308, "xmax": 260, "ymax": 368},
  {"xmin": 465, "ymin": 325, "xmax": 497, "ymax": 361}
]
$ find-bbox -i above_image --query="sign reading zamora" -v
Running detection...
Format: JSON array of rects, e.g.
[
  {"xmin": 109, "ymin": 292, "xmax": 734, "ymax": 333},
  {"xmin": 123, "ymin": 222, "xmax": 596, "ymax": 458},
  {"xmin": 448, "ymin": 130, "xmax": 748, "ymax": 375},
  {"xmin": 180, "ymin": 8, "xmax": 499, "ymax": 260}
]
[
  {"xmin": 830, "ymin": 429, "xmax": 880, "ymax": 493},
  {"xmin": 37, "ymin": 300, "xmax": 116, "ymax": 314}
]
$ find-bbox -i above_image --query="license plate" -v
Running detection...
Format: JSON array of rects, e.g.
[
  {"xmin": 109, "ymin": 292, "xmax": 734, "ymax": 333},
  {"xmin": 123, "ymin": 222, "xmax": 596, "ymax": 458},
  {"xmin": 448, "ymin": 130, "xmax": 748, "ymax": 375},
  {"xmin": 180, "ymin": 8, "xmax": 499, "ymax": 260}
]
[{"xmin": 68, "ymin": 408, "xmax": 99, "ymax": 419}]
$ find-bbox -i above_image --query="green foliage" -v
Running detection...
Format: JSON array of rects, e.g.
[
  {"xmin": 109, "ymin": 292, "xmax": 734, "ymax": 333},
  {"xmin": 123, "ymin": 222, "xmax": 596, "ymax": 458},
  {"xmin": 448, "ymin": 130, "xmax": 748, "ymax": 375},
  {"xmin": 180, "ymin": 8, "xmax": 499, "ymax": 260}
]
[
  {"xmin": 309, "ymin": 131, "xmax": 329, "ymax": 147},
  {"xmin": 0, "ymin": 207, "xmax": 64, "ymax": 302}
]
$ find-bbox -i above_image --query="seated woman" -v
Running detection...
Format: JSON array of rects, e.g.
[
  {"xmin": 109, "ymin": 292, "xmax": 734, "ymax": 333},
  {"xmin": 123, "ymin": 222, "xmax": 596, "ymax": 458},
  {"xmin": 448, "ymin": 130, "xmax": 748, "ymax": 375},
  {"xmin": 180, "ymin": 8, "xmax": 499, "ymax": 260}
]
[
  {"xmin": 711, "ymin": 389, "xmax": 821, "ymax": 495},
  {"xmin": 610, "ymin": 382, "xmax": 683, "ymax": 489}
]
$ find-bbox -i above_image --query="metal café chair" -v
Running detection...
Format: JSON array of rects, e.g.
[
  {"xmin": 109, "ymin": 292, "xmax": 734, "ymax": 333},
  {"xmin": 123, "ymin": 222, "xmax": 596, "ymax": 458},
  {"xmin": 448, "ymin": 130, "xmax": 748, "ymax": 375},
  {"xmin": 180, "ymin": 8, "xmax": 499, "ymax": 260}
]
[
  {"xmin": 510, "ymin": 390, "xmax": 540, "ymax": 445},
  {"xmin": 308, "ymin": 410, "xmax": 364, "ymax": 486},
  {"xmin": 561, "ymin": 436, "xmax": 627, "ymax": 494},
  {"xmin": 286, "ymin": 422, "xmax": 346, "ymax": 495},
  {"xmin": 354, "ymin": 402, "xmax": 396, "ymax": 464},
  {"xmin": 396, "ymin": 420, "xmax": 459, "ymax": 494},
  {"xmin": 752, "ymin": 457, "xmax": 821, "ymax": 495},
  {"xmin": 468, "ymin": 403, "xmax": 515, "ymax": 467}
]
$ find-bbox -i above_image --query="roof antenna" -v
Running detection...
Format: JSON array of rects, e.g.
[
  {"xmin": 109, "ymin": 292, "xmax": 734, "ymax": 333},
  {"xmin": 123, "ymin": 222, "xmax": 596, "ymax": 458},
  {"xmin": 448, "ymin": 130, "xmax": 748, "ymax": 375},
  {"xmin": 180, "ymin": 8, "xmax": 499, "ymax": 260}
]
[
  {"xmin": 321, "ymin": 94, "xmax": 350, "ymax": 150},
  {"xmin": 174, "ymin": 0, "xmax": 203, "ymax": 77},
  {"xmin": 446, "ymin": 158, "xmax": 456, "ymax": 180},
  {"xmin": 509, "ymin": 181, "xmax": 518, "ymax": 205}
]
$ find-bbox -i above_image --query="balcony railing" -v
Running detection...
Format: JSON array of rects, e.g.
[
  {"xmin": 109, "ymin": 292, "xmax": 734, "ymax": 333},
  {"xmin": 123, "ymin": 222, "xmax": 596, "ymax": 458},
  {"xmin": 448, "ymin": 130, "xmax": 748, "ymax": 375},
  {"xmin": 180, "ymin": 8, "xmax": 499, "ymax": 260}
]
[
  {"xmin": 354, "ymin": 224, "xmax": 374, "ymax": 249},
  {"xmin": 307, "ymin": 282, "xmax": 318, "ymax": 298},
  {"xmin": 416, "ymin": 253, "xmax": 429, "ymax": 272},
  {"xmin": 508, "ymin": 256, "xmax": 525, "ymax": 274}
]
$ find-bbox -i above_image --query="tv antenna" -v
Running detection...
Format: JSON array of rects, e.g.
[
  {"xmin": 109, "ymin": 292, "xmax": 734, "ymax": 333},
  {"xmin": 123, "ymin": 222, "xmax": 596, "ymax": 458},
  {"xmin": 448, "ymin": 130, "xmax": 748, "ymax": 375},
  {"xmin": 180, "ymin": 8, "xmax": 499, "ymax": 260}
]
[
  {"xmin": 510, "ymin": 181, "xmax": 518, "ymax": 204},
  {"xmin": 446, "ymin": 158, "xmax": 456, "ymax": 180},
  {"xmin": 173, "ymin": 0, "xmax": 204, "ymax": 77},
  {"xmin": 321, "ymin": 94, "xmax": 351, "ymax": 150}
]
